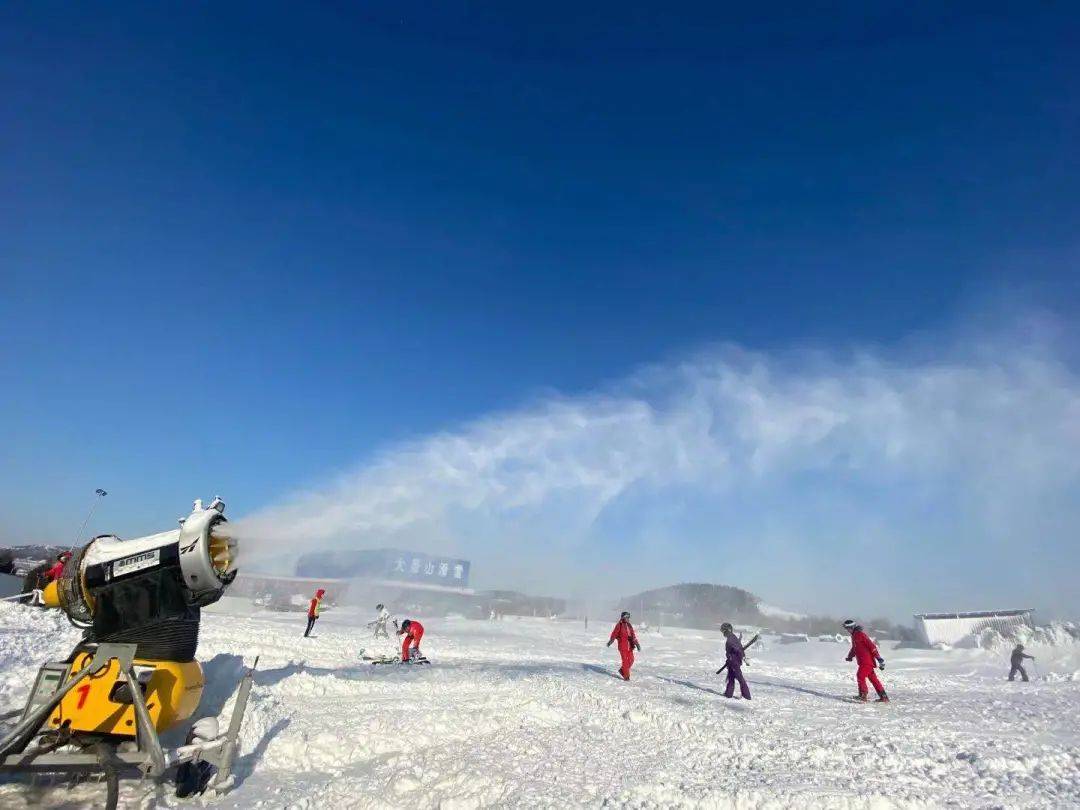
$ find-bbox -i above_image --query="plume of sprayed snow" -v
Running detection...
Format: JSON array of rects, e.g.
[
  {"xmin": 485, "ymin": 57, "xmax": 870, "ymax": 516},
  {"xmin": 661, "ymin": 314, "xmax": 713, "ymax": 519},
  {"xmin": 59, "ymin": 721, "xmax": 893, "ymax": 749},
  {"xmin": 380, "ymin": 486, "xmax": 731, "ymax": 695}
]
[{"xmin": 234, "ymin": 321, "xmax": 1080, "ymax": 613}]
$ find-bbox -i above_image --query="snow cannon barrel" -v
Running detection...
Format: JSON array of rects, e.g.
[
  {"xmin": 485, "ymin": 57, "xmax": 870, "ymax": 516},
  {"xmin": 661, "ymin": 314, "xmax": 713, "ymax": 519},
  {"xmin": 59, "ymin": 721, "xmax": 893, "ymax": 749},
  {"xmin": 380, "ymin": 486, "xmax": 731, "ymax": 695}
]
[{"xmin": 42, "ymin": 498, "xmax": 239, "ymax": 633}]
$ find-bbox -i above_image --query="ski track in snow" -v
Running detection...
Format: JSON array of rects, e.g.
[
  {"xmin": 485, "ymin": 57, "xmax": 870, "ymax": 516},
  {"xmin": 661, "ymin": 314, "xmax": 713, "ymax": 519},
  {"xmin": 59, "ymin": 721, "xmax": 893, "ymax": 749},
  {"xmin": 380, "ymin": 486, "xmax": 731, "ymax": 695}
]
[{"xmin": 1, "ymin": 601, "xmax": 1078, "ymax": 809}]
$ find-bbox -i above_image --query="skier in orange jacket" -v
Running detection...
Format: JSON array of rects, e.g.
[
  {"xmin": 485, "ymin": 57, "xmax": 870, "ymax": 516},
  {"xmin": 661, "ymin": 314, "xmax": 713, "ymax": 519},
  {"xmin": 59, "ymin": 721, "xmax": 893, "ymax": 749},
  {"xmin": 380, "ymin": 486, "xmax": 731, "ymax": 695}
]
[{"xmin": 304, "ymin": 588, "xmax": 325, "ymax": 638}]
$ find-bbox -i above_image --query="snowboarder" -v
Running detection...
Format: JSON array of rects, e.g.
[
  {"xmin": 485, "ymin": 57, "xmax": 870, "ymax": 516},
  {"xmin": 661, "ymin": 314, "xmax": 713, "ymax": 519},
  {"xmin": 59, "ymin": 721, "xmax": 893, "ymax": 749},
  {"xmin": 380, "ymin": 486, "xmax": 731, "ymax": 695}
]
[
  {"xmin": 1009, "ymin": 644, "xmax": 1035, "ymax": 682},
  {"xmin": 720, "ymin": 623, "xmax": 751, "ymax": 700},
  {"xmin": 304, "ymin": 588, "xmax": 325, "ymax": 638},
  {"xmin": 607, "ymin": 611, "xmax": 640, "ymax": 681},
  {"xmin": 843, "ymin": 619, "xmax": 888, "ymax": 702},
  {"xmin": 369, "ymin": 603, "xmax": 395, "ymax": 638},
  {"xmin": 398, "ymin": 618, "xmax": 425, "ymax": 662}
]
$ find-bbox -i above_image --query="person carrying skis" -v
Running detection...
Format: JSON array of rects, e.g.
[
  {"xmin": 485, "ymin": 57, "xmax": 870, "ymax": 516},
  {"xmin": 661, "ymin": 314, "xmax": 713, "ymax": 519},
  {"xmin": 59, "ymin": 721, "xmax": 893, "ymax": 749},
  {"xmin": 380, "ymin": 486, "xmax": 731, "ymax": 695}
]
[
  {"xmin": 1009, "ymin": 643, "xmax": 1035, "ymax": 682},
  {"xmin": 720, "ymin": 623, "xmax": 752, "ymax": 699},
  {"xmin": 843, "ymin": 619, "xmax": 888, "ymax": 702},
  {"xmin": 304, "ymin": 588, "xmax": 325, "ymax": 638},
  {"xmin": 607, "ymin": 611, "xmax": 640, "ymax": 681},
  {"xmin": 398, "ymin": 618, "xmax": 424, "ymax": 662},
  {"xmin": 369, "ymin": 603, "xmax": 395, "ymax": 639}
]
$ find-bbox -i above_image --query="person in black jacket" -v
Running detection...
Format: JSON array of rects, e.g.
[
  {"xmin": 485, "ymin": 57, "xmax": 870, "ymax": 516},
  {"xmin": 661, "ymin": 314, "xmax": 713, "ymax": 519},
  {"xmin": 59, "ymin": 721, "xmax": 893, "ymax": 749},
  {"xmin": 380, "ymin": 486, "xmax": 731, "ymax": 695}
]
[{"xmin": 1009, "ymin": 644, "xmax": 1034, "ymax": 682}]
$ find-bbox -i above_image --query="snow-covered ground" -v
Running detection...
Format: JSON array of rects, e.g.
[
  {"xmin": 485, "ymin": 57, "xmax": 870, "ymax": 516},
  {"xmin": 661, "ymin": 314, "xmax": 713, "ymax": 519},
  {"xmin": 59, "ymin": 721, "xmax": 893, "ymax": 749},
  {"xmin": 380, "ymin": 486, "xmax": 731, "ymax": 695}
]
[{"xmin": 1, "ymin": 599, "xmax": 1078, "ymax": 808}]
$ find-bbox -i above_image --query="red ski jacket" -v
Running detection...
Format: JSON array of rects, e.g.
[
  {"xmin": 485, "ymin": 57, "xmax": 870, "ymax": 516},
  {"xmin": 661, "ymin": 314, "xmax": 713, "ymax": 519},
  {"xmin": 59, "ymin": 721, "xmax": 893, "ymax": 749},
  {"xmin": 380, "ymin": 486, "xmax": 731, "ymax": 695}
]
[
  {"xmin": 609, "ymin": 620, "xmax": 639, "ymax": 652},
  {"xmin": 308, "ymin": 589, "xmax": 325, "ymax": 619},
  {"xmin": 847, "ymin": 629, "xmax": 880, "ymax": 667}
]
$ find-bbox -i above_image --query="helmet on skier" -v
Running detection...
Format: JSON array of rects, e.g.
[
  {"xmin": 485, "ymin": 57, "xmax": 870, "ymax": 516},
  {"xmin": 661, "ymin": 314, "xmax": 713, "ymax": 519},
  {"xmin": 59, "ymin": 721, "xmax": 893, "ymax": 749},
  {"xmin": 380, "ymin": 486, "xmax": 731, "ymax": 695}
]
[
  {"xmin": 620, "ymin": 611, "xmax": 631, "ymax": 620},
  {"xmin": 720, "ymin": 622, "xmax": 734, "ymax": 635},
  {"xmin": 376, "ymin": 603, "xmax": 384, "ymax": 611},
  {"xmin": 842, "ymin": 619, "xmax": 860, "ymax": 632},
  {"xmin": 400, "ymin": 619, "xmax": 412, "ymax": 630}
]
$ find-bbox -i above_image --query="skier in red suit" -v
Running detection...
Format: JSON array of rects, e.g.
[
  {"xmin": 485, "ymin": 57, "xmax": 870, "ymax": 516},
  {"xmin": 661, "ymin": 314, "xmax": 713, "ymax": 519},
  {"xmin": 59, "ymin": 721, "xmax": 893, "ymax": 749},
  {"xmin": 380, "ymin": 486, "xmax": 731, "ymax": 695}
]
[
  {"xmin": 607, "ymin": 611, "xmax": 641, "ymax": 681},
  {"xmin": 398, "ymin": 619, "xmax": 425, "ymax": 662},
  {"xmin": 843, "ymin": 619, "xmax": 889, "ymax": 702},
  {"xmin": 44, "ymin": 552, "xmax": 72, "ymax": 582}
]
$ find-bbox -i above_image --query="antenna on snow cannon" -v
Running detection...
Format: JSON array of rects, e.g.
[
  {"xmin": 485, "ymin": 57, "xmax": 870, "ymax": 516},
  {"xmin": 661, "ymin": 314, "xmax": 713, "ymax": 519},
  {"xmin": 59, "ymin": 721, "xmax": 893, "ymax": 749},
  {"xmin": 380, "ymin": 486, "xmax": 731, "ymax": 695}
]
[{"xmin": 0, "ymin": 497, "xmax": 252, "ymax": 809}]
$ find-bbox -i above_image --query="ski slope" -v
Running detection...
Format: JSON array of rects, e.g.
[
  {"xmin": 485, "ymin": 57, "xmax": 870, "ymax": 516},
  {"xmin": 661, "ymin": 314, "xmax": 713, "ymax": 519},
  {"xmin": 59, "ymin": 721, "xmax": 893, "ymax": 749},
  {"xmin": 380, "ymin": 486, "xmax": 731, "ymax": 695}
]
[{"xmin": 1, "ymin": 600, "xmax": 1078, "ymax": 808}]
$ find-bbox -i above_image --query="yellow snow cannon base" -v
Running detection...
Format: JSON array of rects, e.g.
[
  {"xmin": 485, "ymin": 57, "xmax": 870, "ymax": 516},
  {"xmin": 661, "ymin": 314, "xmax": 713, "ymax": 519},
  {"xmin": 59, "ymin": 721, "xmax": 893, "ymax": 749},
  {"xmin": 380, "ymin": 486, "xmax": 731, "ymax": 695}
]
[
  {"xmin": 40, "ymin": 580, "xmax": 60, "ymax": 608},
  {"xmin": 46, "ymin": 653, "xmax": 205, "ymax": 737}
]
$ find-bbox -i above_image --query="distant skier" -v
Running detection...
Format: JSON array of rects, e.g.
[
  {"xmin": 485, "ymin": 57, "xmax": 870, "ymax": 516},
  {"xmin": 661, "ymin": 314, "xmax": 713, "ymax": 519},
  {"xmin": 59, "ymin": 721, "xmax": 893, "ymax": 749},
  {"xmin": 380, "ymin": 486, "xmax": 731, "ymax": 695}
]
[
  {"xmin": 369, "ymin": 603, "xmax": 395, "ymax": 639},
  {"xmin": 398, "ymin": 619, "xmax": 425, "ymax": 662},
  {"xmin": 720, "ymin": 623, "xmax": 752, "ymax": 700},
  {"xmin": 607, "ymin": 611, "xmax": 640, "ymax": 681},
  {"xmin": 304, "ymin": 588, "xmax": 325, "ymax": 638},
  {"xmin": 843, "ymin": 619, "xmax": 888, "ymax": 702},
  {"xmin": 1009, "ymin": 644, "xmax": 1035, "ymax": 682}
]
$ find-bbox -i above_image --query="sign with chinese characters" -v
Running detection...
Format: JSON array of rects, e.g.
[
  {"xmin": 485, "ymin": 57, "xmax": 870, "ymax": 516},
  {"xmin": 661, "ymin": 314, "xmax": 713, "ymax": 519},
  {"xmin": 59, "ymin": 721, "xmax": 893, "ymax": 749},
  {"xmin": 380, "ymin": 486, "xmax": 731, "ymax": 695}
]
[
  {"xmin": 387, "ymin": 550, "xmax": 470, "ymax": 586},
  {"xmin": 295, "ymin": 548, "xmax": 471, "ymax": 588}
]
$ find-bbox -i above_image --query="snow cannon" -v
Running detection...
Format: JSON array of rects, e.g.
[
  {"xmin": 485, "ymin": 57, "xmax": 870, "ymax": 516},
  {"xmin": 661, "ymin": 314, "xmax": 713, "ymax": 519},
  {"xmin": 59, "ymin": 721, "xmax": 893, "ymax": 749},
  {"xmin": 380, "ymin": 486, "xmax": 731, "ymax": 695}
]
[
  {"xmin": 40, "ymin": 496, "xmax": 237, "ymax": 624},
  {"xmin": 1, "ymin": 498, "xmax": 255, "ymax": 809}
]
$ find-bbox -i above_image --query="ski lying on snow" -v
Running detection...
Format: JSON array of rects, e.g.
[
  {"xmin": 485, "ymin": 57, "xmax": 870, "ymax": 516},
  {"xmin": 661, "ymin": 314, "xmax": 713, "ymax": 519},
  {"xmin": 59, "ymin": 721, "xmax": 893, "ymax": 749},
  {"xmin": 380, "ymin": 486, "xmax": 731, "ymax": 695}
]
[{"xmin": 370, "ymin": 656, "xmax": 431, "ymax": 666}]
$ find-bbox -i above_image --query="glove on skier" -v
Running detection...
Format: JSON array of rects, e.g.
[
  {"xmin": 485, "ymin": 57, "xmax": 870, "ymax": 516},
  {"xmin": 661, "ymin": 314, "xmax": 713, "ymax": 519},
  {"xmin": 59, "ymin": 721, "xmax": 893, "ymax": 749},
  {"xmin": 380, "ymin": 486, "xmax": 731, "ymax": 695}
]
[{"xmin": 877, "ymin": 657, "xmax": 885, "ymax": 669}]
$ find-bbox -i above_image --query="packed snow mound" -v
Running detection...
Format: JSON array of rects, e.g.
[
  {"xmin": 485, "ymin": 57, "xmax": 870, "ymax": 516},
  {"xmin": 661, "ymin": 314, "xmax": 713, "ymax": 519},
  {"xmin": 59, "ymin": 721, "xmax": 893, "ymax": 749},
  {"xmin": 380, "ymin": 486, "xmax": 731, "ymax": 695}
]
[{"xmin": 1, "ymin": 603, "xmax": 1079, "ymax": 808}]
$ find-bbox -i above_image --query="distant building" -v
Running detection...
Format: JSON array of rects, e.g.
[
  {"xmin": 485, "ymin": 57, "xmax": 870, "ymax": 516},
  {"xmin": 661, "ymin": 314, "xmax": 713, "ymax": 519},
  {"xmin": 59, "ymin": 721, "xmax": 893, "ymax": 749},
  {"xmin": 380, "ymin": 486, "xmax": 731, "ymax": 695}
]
[
  {"xmin": 914, "ymin": 609, "xmax": 1034, "ymax": 646},
  {"xmin": 11, "ymin": 557, "xmax": 48, "ymax": 577}
]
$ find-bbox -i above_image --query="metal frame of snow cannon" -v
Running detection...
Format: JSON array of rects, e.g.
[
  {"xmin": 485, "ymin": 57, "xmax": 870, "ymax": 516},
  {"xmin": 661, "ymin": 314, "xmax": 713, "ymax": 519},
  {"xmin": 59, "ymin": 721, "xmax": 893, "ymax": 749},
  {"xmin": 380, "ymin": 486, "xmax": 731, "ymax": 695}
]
[{"xmin": 0, "ymin": 645, "xmax": 257, "ymax": 807}]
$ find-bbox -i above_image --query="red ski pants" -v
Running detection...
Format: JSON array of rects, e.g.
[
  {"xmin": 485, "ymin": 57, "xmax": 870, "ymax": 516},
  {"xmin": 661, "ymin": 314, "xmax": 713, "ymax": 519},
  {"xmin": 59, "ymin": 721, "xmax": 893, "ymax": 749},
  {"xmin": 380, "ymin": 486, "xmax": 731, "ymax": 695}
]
[
  {"xmin": 856, "ymin": 663, "xmax": 884, "ymax": 695},
  {"xmin": 402, "ymin": 629, "xmax": 424, "ymax": 661},
  {"xmin": 618, "ymin": 647, "xmax": 635, "ymax": 680}
]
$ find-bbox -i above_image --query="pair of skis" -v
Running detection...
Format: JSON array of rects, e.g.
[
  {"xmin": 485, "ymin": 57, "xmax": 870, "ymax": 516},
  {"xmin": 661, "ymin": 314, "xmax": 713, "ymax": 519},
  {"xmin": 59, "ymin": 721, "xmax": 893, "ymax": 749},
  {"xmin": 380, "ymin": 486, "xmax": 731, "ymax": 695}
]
[
  {"xmin": 369, "ymin": 655, "xmax": 430, "ymax": 666},
  {"xmin": 360, "ymin": 648, "xmax": 430, "ymax": 666}
]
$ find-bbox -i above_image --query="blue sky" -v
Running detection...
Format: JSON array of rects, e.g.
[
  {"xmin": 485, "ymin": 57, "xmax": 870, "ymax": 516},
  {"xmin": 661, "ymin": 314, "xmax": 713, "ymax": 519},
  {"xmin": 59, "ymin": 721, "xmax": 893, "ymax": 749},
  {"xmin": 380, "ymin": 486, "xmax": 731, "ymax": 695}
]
[{"xmin": 2, "ymin": 4, "xmax": 1079, "ymax": 617}]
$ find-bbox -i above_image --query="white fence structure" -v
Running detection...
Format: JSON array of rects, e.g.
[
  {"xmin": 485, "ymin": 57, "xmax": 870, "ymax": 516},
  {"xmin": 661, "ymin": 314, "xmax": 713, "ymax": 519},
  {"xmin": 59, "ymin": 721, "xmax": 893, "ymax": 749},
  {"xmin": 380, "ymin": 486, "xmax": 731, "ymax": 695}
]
[{"xmin": 913, "ymin": 609, "xmax": 1034, "ymax": 646}]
